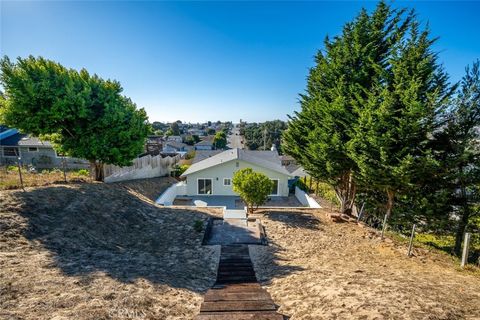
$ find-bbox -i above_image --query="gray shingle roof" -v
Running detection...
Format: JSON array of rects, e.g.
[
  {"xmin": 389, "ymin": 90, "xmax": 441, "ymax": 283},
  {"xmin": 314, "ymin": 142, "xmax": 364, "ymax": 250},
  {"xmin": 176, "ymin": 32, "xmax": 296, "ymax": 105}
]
[
  {"xmin": 195, "ymin": 139, "xmax": 213, "ymax": 146},
  {"xmin": 192, "ymin": 150, "xmax": 223, "ymax": 163},
  {"xmin": 181, "ymin": 148, "xmax": 291, "ymax": 177},
  {"xmin": 1, "ymin": 133, "xmax": 52, "ymax": 147}
]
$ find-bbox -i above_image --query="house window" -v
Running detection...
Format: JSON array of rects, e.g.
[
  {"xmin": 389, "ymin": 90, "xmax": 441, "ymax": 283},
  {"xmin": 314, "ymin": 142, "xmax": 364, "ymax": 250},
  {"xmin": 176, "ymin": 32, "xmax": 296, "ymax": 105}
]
[
  {"xmin": 3, "ymin": 147, "xmax": 17, "ymax": 157},
  {"xmin": 198, "ymin": 179, "xmax": 213, "ymax": 195},
  {"xmin": 270, "ymin": 179, "xmax": 279, "ymax": 195},
  {"xmin": 55, "ymin": 151, "xmax": 65, "ymax": 158},
  {"xmin": 223, "ymin": 178, "xmax": 231, "ymax": 186},
  {"xmin": 28, "ymin": 147, "xmax": 38, "ymax": 152}
]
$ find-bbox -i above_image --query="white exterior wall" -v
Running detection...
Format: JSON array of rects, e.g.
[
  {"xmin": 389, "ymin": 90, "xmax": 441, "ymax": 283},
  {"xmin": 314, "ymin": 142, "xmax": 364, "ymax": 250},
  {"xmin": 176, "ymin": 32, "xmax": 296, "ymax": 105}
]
[
  {"xmin": 156, "ymin": 181, "xmax": 187, "ymax": 205},
  {"xmin": 295, "ymin": 186, "xmax": 322, "ymax": 208},
  {"xmin": 184, "ymin": 159, "xmax": 290, "ymax": 196}
]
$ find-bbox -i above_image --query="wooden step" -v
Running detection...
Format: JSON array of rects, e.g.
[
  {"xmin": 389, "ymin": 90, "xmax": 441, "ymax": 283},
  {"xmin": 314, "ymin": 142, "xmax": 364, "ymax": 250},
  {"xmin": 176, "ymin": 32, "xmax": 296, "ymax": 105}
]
[
  {"xmin": 200, "ymin": 301, "xmax": 277, "ymax": 313},
  {"xmin": 195, "ymin": 312, "xmax": 284, "ymax": 320},
  {"xmin": 205, "ymin": 291, "xmax": 273, "ymax": 302},
  {"xmin": 196, "ymin": 245, "xmax": 283, "ymax": 319}
]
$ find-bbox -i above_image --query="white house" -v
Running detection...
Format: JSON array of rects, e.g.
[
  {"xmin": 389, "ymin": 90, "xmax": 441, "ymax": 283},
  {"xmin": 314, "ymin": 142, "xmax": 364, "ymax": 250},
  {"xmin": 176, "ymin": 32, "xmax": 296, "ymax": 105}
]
[{"xmin": 180, "ymin": 148, "xmax": 292, "ymax": 196}]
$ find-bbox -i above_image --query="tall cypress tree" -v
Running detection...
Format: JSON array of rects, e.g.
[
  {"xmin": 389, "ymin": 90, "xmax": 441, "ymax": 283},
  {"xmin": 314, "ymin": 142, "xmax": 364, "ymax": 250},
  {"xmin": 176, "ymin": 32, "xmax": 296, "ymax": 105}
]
[
  {"xmin": 283, "ymin": 1, "xmax": 412, "ymax": 214},
  {"xmin": 347, "ymin": 21, "xmax": 452, "ymax": 221},
  {"xmin": 433, "ymin": 61, "xmax": 480, "ymax": 255}
]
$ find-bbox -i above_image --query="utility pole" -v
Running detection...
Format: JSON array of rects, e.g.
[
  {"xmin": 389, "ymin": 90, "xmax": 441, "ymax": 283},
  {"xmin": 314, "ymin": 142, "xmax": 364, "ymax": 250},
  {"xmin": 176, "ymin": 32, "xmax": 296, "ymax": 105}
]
[{"xmin": 263, "ymin": 127, "xmax": 267, "ymax": 150}]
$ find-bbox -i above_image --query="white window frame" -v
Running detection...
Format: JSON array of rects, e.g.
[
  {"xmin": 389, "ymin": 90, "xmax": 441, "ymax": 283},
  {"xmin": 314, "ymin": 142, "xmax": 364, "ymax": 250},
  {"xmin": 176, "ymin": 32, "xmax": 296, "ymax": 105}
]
[
  {"xmin": 270, "ymin": 179, "xmax": 279, "ymax": 196},
  {"xmin": 2, "ymin": 147, "xmax": 18, "ymax": 157},
  {"xmin": 223, "ymin": 178, "xmax": 231, "ymax": 186},
  {"xmin": 197, "ymin": 178, "xmax": 213, "ymax": 195}
]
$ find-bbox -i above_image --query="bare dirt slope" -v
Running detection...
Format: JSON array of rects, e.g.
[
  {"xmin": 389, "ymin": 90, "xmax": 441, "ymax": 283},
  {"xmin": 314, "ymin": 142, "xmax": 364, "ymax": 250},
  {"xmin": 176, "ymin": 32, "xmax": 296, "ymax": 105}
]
[
  {"xmin": 112, "ymin": 176, "xmax": 178, "ymax": 202},
  {"xmin": 0, "ymin": 180, "xmax": 221, "ymax": 320},
  {"xmin": 250, "ymin": 209, "xmax": 480, "ymax": 320}
]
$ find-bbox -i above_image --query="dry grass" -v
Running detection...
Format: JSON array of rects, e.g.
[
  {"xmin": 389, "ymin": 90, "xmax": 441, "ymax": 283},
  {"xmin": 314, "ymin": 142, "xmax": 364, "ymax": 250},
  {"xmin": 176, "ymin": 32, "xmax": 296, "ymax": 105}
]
[
  {"xmin": 0, "ymin": 180, "xmax": 221, "ymax": 320},
  {"xmin": 250, "ymin": 209, "xmax": 480, "ymax": 320},
  {"xmin": 0, "ymin": 167, "xmax": 91, "ymax": 190},
  {"xmin": 3, "ymin": 178, "xmax": 480, "ymax": 320}
]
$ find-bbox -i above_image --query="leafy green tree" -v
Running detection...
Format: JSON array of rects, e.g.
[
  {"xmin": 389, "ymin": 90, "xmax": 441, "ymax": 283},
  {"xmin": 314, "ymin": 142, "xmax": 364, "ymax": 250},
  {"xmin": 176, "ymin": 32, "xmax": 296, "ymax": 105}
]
[
  {"xmin": 432, "ymin": 61, "xmax": 480, "ymax": 255},
  {"xmin": 192, "ymin": 134, "xmax": 201, "ymax": 143},
  {"xmin": 243, "ymin": 120, "xmax": 287, "ymax": 151},
  {"xmin": 170, "ymin": 122, "xmax": 181, "ymax": 135},
  {"xmin": 233, "ymin": 168, "xmax": 273, "ymax": 214},
  {"xmin": 283, "ymin": 1, "xmax": 412, "ymax": 214},
  {"xmin": 184, "ymin": 135, "xmax": 196, "ymax": 146},
  {"xmin": 207, "ymin": 128, "xmax": 216, "ymax": 135},
  {"xmin": 0, "ymin": 56, "xmax": 149, "ymax": 181},
  {"xmin": 214, "ymin": 131, "xmax": 227, "ymax": 149}
]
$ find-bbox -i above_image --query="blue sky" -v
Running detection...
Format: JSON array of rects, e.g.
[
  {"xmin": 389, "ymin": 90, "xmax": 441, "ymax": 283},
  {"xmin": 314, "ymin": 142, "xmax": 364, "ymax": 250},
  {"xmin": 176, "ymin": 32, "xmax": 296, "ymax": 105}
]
[{"xmin": 1, "ymin": 1, "xmax": 479, "ymax": 123}]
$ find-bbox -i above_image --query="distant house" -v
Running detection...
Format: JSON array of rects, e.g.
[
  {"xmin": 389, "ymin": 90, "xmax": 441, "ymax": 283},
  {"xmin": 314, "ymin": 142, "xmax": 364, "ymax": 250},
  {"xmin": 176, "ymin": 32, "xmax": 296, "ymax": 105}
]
[
  {"xmin": 180, "ymin": 148, "xmax": 291, "ymax": 196},
  {"xmin": 166, "ymin": 135, "xmax": 182, "ymax": 143},
  {"xmin": 194, "ymin": 139, "xmax": 214, "ymax": 150},
  {"xmin": 0, "ymin": 127, "xmax": 89, "ymax": 169},
  {"xmin": 192, "ymin": 150, "xmax": 223, "ymax": 163},
  {"xmin": 187, "ymin": 128, "xmax": 205, "ymax": 136},
  {"xmin": 162, "ymin": 141, "xmax": 192, "ymax": 153}
]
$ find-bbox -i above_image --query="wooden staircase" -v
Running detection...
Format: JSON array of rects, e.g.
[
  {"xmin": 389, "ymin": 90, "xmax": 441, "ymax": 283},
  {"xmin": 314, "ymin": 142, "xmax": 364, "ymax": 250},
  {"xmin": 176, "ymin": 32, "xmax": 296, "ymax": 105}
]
[{"xmin": 195, "ymin": 245, "xmax": 283, "ymax": 320}]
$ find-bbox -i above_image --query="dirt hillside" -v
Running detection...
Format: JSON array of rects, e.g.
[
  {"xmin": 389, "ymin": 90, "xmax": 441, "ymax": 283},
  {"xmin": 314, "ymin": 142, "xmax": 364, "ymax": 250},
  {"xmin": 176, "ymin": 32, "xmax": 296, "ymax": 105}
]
[
  {"xmin": 250, "ymin": 209, "xmax": 480, "ymax": 320},
  {"xmin": 0, "ymin": 179, "xmax": 221, "ymax": 320}
]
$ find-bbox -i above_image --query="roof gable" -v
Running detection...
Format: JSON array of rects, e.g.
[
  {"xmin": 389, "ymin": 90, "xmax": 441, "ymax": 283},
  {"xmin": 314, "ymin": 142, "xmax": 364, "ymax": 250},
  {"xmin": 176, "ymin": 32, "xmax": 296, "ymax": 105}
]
[{"xmin": 181, "ymin": 148, "xmax": 290, "ymax": 177}]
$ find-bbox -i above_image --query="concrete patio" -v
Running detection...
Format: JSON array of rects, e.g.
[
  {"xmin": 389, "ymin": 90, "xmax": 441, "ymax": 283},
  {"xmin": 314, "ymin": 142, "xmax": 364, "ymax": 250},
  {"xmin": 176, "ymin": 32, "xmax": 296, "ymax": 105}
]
[{"xmin": 173, "ymin": 194, "xmax": 303, "ymax": 209}]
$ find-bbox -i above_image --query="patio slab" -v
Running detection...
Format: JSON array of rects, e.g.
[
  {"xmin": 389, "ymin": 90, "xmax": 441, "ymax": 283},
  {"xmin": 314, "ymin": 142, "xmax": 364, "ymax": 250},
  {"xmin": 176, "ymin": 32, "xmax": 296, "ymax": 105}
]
[
  {"xmin": 174, "ymin": 194, "xmax": 304, "ymax": 209},
  {"xmin": 205, "ymin": 219, "xmax": 262, "ymax": 245}
]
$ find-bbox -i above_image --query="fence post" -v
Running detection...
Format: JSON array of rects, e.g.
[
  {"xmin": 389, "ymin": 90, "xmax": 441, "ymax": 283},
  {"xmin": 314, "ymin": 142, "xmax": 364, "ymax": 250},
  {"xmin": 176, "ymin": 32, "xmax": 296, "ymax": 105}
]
[
  {"xmin": 17, "ymin": 156, "xmax": 25, "ymax": 192},
  {"xmin": 381, "ymin": 214, "xmax": 388, "ymax": 239},
  {"xmin": 461, "ymin": 232, "xmax": 471, "ymax": 268},
  {"xmin": 62, "ymin": 156, "xmax": 67, "ymax": 183},
  {"xmin": 407, "ymin": 224, "xmax": 416, "ymax": 257},
  {"xmin": 357, "ymin": 202, "xmax": 365, "ymax": 222}
]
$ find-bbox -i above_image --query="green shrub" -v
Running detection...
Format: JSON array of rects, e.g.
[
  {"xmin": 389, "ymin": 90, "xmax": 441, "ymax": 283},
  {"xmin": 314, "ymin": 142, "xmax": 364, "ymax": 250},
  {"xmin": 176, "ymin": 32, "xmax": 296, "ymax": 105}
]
[
  {"xmin": 193, "ymin": 220, "xmax": 203, "ymax": 232},
  {"xmin": 6, "ymin": 165, "xmax": 18, "ymax": 172},
  {"xmin": 76, "ymin": 169, "xmax": 89, "ymax": 176},
  {"xmin": 173, "ymin": 164, "xmax": 190, "ymax": 177}
]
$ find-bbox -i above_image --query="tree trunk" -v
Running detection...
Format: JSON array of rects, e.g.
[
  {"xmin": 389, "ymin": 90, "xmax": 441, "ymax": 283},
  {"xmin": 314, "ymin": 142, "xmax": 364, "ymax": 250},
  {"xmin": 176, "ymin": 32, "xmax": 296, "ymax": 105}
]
[
  {"xmin": 334, "ymin": 171, "xmax": 356, "ymax": 215},
  {"xmin": 382, "ymin": 189, "xmax": 395, "ymax": 237},
  {"xmin": 385, "ymin": 189, "xmax": 395, "ymax": 219},
  {"xmin": 90, "ymin": 160, "xmax": 104, "ymax": 182},
  {"xmin": 454, "ymin": 183, "xmax": 470, "ymax": 256}
]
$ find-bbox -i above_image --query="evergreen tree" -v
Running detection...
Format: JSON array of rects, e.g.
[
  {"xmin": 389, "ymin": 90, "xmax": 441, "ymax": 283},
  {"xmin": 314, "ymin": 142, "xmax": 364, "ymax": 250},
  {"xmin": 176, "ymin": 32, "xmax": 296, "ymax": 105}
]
[
  {"xmin": 348, "ymin": 19, "xmax": 452, "ymax": 222},
  {"xmin": 283, "ymin": 1, "xmax": 412, "ymax": 214},
  {"xmin": 433, "ymin": 61, "xmax": 480, "ymax": 255}
]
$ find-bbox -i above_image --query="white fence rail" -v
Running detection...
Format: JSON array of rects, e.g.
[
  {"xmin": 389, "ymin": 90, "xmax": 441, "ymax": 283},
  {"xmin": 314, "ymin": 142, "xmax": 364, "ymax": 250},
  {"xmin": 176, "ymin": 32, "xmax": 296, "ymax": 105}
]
[
  {"xmin": 295, "ymin": 186, "xmax": 322, "ymax": 208},
  {"xmin": 104, "ymin": 154, "xmax": 180, "ymax": 183}
]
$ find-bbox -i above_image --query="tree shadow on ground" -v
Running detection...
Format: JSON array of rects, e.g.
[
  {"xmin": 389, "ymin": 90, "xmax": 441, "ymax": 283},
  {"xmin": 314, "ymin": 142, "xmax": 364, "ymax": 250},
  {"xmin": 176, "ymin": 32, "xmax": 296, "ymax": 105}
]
[
  {"xmin": 249, "ymin": 209, "xmax": 324, "ymax": 290},
  {"xmin": 260, "ymin": 209, "xmax": 324, "ymax": 230},
  {"xmin": 1, "ymin": 183, "xmax": 221, "ymax": 293},
  {"xmin": 1, "ymin": 183, "xmax": 306, "ymax": 296}
]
